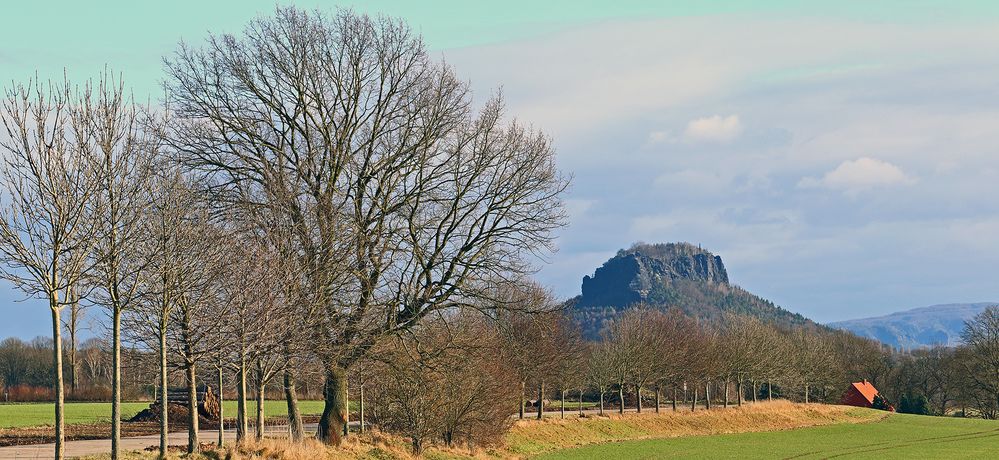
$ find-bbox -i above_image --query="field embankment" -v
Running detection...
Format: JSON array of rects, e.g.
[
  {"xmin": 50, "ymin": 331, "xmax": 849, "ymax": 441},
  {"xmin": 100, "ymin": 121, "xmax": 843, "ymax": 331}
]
[{"xmin": 504, "ymin": 401, "xmax": 881, "ymax": 458}]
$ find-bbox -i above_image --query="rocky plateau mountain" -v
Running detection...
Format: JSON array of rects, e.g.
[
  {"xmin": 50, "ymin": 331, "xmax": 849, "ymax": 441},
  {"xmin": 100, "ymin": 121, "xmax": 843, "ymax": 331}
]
[{"xmin": 567, "ymin": 242, "xmax": 812, "ymax": 338}]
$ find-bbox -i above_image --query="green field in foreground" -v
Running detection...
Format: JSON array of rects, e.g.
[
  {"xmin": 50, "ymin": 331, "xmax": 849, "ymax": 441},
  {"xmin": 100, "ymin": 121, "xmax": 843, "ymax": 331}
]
[
  {"xmin": 538, "ymin": 412, "xmax": 999, "ymax": 459},
  {"xmin": 0, "ymin": 400, "xmax": 326, "ymax": 428}
]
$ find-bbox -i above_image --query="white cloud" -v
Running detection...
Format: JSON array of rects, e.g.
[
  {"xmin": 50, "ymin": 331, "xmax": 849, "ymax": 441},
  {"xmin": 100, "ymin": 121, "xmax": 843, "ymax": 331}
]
[
  {"xmin": 799, "ymin": 157, "xmax": 915, "ymax": 193},
  {"xmin": 683, "ymin": 115, "xmax": 743, "ymax": 143}
]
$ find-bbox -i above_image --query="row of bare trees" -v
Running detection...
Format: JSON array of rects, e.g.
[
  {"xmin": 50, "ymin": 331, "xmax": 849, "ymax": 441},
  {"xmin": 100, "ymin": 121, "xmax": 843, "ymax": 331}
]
[
  {"xmin": 505, "ymin": 307, "xmax": 845, "ymax": 419},
  {"xmin": 503, "ymin": 305, "xmax": 999, "ymax": 424},
  {"xmin": 0, "ymin": 6, "xmax": 568, "ymax": 460}
]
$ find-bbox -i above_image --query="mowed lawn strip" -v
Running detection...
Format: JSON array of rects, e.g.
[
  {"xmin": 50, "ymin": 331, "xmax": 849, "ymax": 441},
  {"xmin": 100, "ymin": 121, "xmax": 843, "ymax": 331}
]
[
  {"xmin": 504, "ymin": 401, "xmax": 881, "ymax": 457},
  {"xmin": 537, "ymin": 412, "xmax": 999, "ymax": 459},
  {"xmin": 0, "ymin": 400, "xmax": 327, "ymax": 428}
]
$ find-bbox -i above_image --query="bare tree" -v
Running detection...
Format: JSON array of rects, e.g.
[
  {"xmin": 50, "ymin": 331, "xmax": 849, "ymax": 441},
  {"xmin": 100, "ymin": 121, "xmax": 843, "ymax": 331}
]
[
  {"xmin": 369, "ymin": 313, "xmax": 519, "ymax": 454},
  {"xmin": 124, "ymin": 163, "xmax": 210, "ymax": 456},
  {"xmin": 586, "ymin": 341, "xmax": 617, "ymax": 415},
  {"xmin": 549, "ymin": 316, "xmax": 585, "ymax": 419},
  {"xmin": 719, "ymin": 315, "xmax": 782, "ymax": 406},
  {"xmin": 214, "ymin": 235, "xmax": 294, "ymax": 442},
  {"xmin": 959, "ymin": 307, "xmax": 999, "ymax": 419},
  {"xmin": 493, "ymin": 282, "xmax": 560, "ymax": 419},
  {"xmin": 80, "ymin": 72, "xmax": 156, "ymax": 460},
  {"xmin": 164, "ymin": 7, "xmax": 568, "ymax": 444},
  {"xmin": 648, "ymin": 309, "xmax": 697, "ymax": 412},
  {"xmin": 0, "ymin": 77, "xmax": 100, "ymax": 460},
  {"xmin": 165, "ymin": 217, "xmax": 228, "ymax": 454}
]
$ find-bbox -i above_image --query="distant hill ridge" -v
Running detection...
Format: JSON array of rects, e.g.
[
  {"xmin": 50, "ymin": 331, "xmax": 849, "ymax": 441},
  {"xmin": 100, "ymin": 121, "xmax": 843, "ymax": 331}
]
[
  {"xmin": 827, "ymin": 302, "xmax": 997, "ymax": 349},
  {"xmin": 568, "ymin": 242, "xmax": 812, "ymax": 338}
]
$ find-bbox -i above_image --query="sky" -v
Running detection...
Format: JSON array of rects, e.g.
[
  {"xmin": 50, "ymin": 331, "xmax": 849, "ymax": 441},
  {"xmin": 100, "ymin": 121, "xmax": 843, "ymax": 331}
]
[{"xmin": 3, "ymin": 1, "xmax": 999, "ymax": 338}]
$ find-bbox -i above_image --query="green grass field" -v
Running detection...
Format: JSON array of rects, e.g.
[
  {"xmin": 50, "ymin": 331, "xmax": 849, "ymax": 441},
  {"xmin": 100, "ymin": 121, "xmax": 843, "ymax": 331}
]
[
  {"xmin": 538, "ymin": 412, "xmax": 999, "ymax": 459},
  {"xmin": 0, "ymin": 400, "xmax": 327, "ymax": 428}
]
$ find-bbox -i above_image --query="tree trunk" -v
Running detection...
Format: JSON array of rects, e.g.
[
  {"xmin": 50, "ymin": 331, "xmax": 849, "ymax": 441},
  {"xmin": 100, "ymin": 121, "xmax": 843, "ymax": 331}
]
[
  {"xmin": 560, "ymin": 390, "xmax": 565, "ymax": 419},
  {"xmin": 284, "ymin": 369, "xmax": 303, "ymax": 441},
  {"xmin": 218, "ymin": 365, "xmax": 224, "ymax": 448},
  {"xmin": 578, "ymin": 389, "xmax": 584, "ymax": 417},
  {"xmin": 519, "ymin": 381, "xmax": 525, "ymax": 419},
  {"xmin": 691, "ymin": 385, "xmax": 697, "ymax": 412},
  {"xmin": 805, "ymin": 383, "xmax": 809, "ymax": 404},
  {"xmin": 67, "ymin": 296, "xmax": 78, "ymax": 395},
  {"xmin": 186, "ymin": 362, "xmax": 198, "ymax": 454},
  {"xmin": 752, "ymin": 380, "xmax": 758, "ymax": 403},
  {"xmin": 359, "ymin": 383, "xmax": 365, "ymax": 433},
  {"xmin": 158, "ymin": 324, "xmax": 168, "ymax": 458},
  {"xmin": 111, "ymin": 309, "xmax": 121, "ymax": 460},
  {"xmin": 342, "ymin": 379, "xmax": 349, "ymax": 439},
  {"xmin": 316, "ymin": 367, "xmax": 348, "ymax": 445},
  {"xmin": 636, "ymin": 384, "xmax": 643, "ymax": 413},
  {"xmin": 599, "ymin": 390, "xmax": 604, "ymax": 415},
  {"xmin": 768, "ymin": 379, "xmax": 773, "ymax": 401},
  {"xmin": 255, "ymin": 379, "xmax": 265, "ymax": 441},
  {"xmin": 537, "ymin": 382, "xmax": 545, "ymax": 419},
  {"xmin": 618, "ymin": 382, "xmax": 625, "ymax": 414},
  {"xmin": 705, "ymin": 382, "xmax": 711, "ymax": 410},
  {"xmin": 237, "ymin": 359, "xmax": 248, "ymax": 442},
  {"xmin": 723, "ymin": 378, "xmax": 729, "ymax": 408},
  {"xmin": 655, "ymin": 385, "xmax": 660, "ymax": 413},
  {"xmin": 672, "ymin": 387, "xmax": 677, "ymax": 411},
  {"xmin": 50, "ymin": 304, "xmax": 65, "ymax": 460},
  {"xmin": 737, "ymin": 379, "xmax": 743, "ymax": 407}
]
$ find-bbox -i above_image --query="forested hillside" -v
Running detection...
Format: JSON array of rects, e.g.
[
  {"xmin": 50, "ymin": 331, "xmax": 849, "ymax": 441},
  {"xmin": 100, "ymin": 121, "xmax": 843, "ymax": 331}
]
[{"xmin": 828, "ymin": 302, "xmax": 997, "ymax": 348}]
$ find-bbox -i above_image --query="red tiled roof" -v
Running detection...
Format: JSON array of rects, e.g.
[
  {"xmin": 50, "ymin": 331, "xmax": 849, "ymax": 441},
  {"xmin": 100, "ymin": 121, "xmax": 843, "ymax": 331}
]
[{"xmin": 850, "ymin": 380, "xmax": 879, "ymax": 404}]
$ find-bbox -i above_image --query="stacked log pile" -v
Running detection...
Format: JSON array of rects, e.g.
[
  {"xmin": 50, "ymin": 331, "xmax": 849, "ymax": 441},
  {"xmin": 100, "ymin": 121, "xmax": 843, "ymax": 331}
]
[{"xmin": 129, "ymin": 385, "xmax": 220, "ymax": 423}]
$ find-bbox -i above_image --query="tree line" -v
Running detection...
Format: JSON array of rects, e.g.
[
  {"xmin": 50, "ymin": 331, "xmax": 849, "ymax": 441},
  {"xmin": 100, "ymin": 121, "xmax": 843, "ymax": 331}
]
[{"xmin": 505, "ymin": 304, "xmax": 999, "ymax": 422}]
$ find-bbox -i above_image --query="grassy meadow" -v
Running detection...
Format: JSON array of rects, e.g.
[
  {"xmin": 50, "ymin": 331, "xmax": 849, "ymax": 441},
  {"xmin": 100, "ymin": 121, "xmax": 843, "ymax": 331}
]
[
  {"xmin": 0, "ymin": 400, "xmax": 327, "ymax": 428},
  {"xmin": 537, "ymin": 411, "xmax": 999, "ymax": 459}
]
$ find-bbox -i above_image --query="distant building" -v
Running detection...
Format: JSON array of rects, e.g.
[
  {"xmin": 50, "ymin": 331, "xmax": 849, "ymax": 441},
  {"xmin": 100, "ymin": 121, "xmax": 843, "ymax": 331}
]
[{"xmin": 840, "ymin": 379, "xmax": 883, "ymax": 409}]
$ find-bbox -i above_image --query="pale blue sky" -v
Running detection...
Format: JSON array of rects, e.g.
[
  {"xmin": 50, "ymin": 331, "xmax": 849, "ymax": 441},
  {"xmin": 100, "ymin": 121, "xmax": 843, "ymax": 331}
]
[{"xmin": 3, "ymin": 1, "xmax": 999, "ymax": 338}]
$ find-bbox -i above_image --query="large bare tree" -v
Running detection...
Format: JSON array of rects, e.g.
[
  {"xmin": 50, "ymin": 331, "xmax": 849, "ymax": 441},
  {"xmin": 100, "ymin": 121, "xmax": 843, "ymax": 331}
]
[
  {"xmin": 164, "ymin": 7, "xmax": 568, "ymax": 444},
  {"xmin": 0, "ymin": 77, "xmax": 101, "ymax": 460}
]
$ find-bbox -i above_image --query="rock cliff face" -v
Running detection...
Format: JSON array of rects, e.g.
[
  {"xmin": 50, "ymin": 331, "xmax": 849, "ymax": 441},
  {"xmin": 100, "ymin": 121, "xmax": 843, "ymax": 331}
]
[
  {"xmin": 569, "ymin": 242, "xmax": 811, "ymax": 338},
  {"xmin": 578, "ymin": 243, "xmax": 728, "ymax": 308}
]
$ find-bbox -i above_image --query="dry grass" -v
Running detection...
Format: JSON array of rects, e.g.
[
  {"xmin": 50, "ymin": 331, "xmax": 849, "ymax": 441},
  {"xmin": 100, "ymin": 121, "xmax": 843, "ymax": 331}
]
[
  {"xmin": 502, "ymin": 401, "xmax": 884, "ymax": 457},
  {"xmin": 79, "ymin": 401, "xmax": 882, "ymax": 459}
]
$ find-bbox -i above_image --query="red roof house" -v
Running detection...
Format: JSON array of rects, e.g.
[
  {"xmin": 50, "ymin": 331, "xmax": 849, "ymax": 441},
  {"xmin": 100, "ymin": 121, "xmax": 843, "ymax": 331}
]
[{"xmin": 840, "ymin": 379, "xmax": 884, "ymax": 408}]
